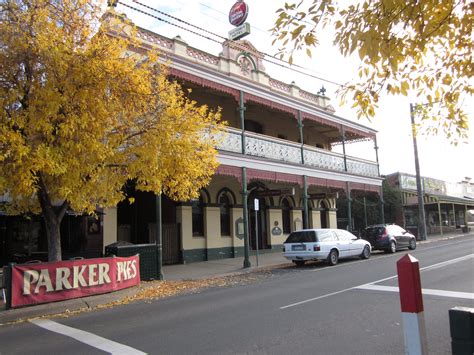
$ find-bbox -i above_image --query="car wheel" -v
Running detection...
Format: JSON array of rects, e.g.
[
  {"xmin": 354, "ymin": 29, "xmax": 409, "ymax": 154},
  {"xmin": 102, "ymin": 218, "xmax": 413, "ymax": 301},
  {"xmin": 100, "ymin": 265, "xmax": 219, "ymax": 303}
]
[
  {"xmin": 360, "ymin": 245, "xmax": 371, "ymax": 259},
  {"xmin": 388, "ymin": 241, "xmax": 396, "ymax": 253},
  {"xmin": 327, "ymin": 249, "xmax": 338, "ymax": 266},
  {"xmin": 293, "ymin": 260, "xmax": 305, "ymax": 267},
  {"xmin": 408, "ymin": 239, "xmax": 416, "ymax": 250}
]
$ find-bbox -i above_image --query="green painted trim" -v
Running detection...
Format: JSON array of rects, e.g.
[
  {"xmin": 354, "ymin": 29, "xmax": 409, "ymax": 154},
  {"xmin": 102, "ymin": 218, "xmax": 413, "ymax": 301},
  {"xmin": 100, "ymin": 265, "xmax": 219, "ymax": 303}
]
[{"xmin": 181, "ymin": 245, "xmax": 283, "ymax": 264}]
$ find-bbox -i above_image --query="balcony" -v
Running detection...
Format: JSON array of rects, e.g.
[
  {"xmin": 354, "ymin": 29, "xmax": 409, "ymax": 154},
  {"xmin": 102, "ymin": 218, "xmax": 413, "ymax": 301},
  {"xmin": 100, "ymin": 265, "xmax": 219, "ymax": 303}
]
[{"xmin": 216, "ymin": 128, "xmax": 379, "ymax": 178}]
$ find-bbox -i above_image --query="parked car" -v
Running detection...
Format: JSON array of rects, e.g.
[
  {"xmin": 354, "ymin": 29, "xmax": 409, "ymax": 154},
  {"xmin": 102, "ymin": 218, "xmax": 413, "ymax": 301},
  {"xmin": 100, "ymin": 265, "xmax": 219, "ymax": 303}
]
[
  {"xmin": 362, "ymin": 224, "xmax": 416, "ymax": 253},
  {"xmin": 283, "ymin": 229, "xmax": 371, "ymax": 267}
]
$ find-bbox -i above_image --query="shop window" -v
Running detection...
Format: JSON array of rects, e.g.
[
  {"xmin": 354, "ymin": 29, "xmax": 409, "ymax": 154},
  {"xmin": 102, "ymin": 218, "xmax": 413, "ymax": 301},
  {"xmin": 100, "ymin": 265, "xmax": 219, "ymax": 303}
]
[
  {"xmin": 192, "ymin": 197, "xmax": 204, "ymax": 236},
  {"xmin": 282, "ymin": 198, "xmax": 291, "ymax": 233},
  {"xmin": 219, "ymin": 194, "xmax": 231, "ymax": 236}
]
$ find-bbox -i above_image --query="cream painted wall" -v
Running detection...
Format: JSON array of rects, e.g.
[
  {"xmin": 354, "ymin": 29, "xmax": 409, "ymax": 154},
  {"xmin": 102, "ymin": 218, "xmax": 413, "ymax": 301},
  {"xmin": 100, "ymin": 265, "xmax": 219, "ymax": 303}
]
[
  {"xmin": 177, "ymin": 205, "xmax": 206, "ymax": 250},
  {"xmin": 329, "ymin": 211, "xmax": 338, "ymax": 228},
  {"xmin": 291, "ymin": 210, "xmax": 303, "ymax": 231},
  {"xmin": 268, "ymin": 208, "xmax": 286, "ymax": 245},
  {"xmin": 205, "ymin": 206, "xmax": 233, "ymax": 248},
  {"xmin": 310, "ymin": 210, "xmax": 321, "ymax": 229},
  {"xmin": 102, "ymin": 207, "xmax": 117, "ymax": 254}
]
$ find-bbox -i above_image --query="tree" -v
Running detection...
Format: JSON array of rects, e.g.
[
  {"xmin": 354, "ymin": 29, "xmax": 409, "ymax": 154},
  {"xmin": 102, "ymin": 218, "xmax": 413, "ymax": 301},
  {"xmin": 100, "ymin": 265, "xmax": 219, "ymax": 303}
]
[
  {"xmin": 0, "ymin": 0, "xmax": 224, "ymax": 261},
  {"xmin": 272, "ymin": 1, "xmax": 472, "ymax": 141}
]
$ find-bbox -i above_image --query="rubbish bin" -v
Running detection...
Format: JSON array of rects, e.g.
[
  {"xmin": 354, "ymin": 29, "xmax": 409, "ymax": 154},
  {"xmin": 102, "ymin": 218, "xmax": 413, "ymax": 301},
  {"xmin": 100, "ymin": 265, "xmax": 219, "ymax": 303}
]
[
  {"xmin": 105, "ymin": 242, "xmax": 159, "ymax": 281},
  {"xmin": 406, "ymin": 226, "xmax": 419, "ymax": 240}
]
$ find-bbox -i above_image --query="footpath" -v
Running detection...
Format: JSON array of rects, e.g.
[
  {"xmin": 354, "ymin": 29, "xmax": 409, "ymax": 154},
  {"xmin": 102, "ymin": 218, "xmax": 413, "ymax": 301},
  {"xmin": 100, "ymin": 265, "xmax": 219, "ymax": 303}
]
[{"xmin": 1, "ymin": 231, "xmax": 471, "ymax": 324}]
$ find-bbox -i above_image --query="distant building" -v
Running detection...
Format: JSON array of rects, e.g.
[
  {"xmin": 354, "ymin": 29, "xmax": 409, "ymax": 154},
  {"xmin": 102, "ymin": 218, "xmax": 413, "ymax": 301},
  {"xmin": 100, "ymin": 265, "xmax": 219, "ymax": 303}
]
[{"xmin": 385, "ymin": 172, "xmax": 474, "ymax": 237}]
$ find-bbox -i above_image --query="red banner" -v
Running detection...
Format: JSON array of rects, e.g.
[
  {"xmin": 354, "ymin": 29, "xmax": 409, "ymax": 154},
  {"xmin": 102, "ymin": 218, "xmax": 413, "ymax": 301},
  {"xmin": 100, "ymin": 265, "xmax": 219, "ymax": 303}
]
[{"xmin": 11, "ymin": 255, "xmax": 140, "ymax": 308}]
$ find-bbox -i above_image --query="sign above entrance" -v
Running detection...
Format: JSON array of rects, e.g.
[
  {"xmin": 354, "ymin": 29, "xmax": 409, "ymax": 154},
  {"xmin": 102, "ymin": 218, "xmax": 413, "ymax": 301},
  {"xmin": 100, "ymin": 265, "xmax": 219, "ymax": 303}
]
[{"xmin": 229, "ymin": 1, "xmax": 249, "ymax": 26}]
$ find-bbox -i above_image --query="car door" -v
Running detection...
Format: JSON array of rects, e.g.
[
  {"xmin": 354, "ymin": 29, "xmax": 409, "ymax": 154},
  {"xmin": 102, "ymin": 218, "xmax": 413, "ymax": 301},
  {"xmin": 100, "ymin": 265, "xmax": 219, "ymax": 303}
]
[
  {"xmin": 334, "ymin": 230, "xmax": 351, "ymax": 258},
  {"xmin": 390, "ymin": 225, "xmax": 406, "ymax": 247}
]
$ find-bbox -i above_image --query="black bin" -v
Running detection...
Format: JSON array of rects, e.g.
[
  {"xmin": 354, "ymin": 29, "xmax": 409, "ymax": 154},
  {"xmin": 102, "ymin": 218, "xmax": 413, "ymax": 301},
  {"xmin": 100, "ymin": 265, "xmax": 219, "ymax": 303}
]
[{"xmin": 105, "ymin": 242, "xmax": 159, "ymax": 281}]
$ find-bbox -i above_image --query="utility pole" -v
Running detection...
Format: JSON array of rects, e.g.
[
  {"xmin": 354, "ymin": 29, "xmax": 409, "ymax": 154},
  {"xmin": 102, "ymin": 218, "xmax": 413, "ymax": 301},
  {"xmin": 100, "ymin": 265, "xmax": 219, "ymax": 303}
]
[{"xmin": 410, "ymin": 104, "xmax": 427, "ymax": 241}]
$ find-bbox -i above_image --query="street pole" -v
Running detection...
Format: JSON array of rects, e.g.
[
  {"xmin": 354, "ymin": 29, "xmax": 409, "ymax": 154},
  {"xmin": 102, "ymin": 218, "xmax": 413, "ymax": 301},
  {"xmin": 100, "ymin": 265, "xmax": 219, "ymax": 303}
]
[
  {"xmin": 254, "ymin": 198, "xmax": 259, "ymax": 267},
  {"xmin": 242, "ymin": 167, "xmax": 251, "ymax": 268},
  {"xmin": 155, "ymin": 193, "xmax": 164, "ymax": 280},
  {"xmin": 410, "ymin": 104, "xmax": 427, "ymax": 241}
]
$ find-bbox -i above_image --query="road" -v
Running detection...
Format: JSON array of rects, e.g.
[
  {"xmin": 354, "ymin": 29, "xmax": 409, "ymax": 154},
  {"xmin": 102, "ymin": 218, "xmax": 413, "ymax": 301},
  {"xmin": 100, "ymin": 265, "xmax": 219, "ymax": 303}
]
[{"xmin": 1, "ymin": 236, "xmax": 473, "ymax": 354}]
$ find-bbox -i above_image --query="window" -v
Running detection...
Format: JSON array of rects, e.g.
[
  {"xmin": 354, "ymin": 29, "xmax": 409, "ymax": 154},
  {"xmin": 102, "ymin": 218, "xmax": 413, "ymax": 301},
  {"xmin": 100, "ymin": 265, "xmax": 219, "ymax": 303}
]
[
  {"xmin": 336, "ymin": 230, "xmax": 356, "ymax": 241},
  {"xmin": 282, "ymin": 198, "xmax": 291, "ymax": 233},
  {"xmin": 192, "ymin": 197, "xmax": 204, "ymax": 236},
  {"xmin": 284, "ymin": 231, "xmax": 316, "ymax": 243},
  {"xmin": 317, "ymin": 230, "xmax": 336, "ymax": 242},
  {"xmin": 219, "ymin": 194, "xmax": 231, "ymax": 236}
]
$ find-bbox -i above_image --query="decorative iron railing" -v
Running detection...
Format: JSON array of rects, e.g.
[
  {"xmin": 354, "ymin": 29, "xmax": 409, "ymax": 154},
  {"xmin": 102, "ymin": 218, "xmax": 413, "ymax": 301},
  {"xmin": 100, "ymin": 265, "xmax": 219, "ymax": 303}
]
[{"xmin": 216, "ymin": 128, "xmax": 379, "ymax": 177}]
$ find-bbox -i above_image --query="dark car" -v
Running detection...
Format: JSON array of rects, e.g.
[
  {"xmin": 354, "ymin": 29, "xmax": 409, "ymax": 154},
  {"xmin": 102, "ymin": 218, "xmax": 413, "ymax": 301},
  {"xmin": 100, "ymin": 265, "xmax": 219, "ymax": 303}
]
[{"xmin": 362, "ymin": 224, "xmax": 416, "ymax": 253}]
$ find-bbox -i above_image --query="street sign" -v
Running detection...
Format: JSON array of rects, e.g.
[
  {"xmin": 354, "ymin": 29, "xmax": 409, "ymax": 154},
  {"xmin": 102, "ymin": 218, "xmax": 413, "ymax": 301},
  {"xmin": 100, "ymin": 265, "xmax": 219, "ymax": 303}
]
[
  {"xmin": 229, "ymin": 22, "xmax": 251, "ymax": 40},
  {"xmin": 254, "ymin": 198, "xmax": 259, "ymax": 211}
]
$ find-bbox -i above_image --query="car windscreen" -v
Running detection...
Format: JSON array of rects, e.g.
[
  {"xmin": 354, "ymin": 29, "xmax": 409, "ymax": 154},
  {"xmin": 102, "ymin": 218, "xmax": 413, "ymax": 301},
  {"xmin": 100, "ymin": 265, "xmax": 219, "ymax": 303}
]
[{"xmin": 284, "ymin": 231, "xmax": 317, "ymax": 243}]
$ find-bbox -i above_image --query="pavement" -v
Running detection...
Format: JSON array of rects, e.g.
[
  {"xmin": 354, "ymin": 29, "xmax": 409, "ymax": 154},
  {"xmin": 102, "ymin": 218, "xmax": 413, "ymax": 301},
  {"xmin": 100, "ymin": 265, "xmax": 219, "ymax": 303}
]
[{"xmin": 0, "ymin": 231, "xmax": 471, "ymax": 325}]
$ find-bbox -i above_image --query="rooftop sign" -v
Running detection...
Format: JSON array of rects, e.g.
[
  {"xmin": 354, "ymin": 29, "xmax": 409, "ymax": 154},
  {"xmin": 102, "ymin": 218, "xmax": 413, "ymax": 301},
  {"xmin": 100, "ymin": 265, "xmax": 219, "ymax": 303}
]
[{"xmin": 229, "ymin": 1, "xmax": 249, "ymax": 27}]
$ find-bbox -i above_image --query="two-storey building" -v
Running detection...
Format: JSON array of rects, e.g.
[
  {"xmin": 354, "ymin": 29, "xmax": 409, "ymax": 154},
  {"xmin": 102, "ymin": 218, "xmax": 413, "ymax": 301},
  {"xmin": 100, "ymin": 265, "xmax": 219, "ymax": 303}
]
[{"xmin": 100, "ymin": 11, "xmax": 383, "ymax": 264}]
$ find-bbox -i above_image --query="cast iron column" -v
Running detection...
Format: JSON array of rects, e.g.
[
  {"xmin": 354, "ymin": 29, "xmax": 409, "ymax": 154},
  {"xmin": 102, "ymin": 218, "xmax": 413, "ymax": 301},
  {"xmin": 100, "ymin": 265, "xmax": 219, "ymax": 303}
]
[
  {"xmin": 303, "ymin": 175, "xmax": 309, "ymax": 229},
  {"xmin": 239, "ymin": 91, "xmax": 246, "ymax": 154},
  {"xmin": 242, "ymin": 167, "xmax": 251, "ymax": 268},
  {"xmin": 341, "ymin": 126, "xmax": 348, "ymax": 172},
  {"xmin": 298, "ymin": 111, "xmax": 304, "ymax": 164},
  {"xmin": 346, "ymin": 182, "xmax": 352, "ymax": 231},
  {"xmin": 155, "ymin": 194, "xmax": 163, "ymax": 280}
]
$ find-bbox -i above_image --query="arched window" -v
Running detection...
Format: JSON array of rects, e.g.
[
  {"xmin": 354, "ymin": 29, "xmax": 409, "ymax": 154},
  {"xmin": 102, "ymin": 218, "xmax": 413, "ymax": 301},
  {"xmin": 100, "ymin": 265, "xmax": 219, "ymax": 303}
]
[
  {"xmin": 219, "ymin": 194, "xmax": 231, "ymax": 236},
  {"xmin": 282, "ymin": 198, "xmax": 291, "ymax": 233},
  {"xmin": 192, "ymin": 196, "xmax": 204, "ymax": 236}
]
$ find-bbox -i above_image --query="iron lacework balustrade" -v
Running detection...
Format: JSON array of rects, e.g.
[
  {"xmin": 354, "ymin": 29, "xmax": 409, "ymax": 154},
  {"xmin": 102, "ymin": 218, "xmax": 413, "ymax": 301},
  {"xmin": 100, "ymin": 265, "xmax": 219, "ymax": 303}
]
[{"xmin": 215, "ymin": 128, "xmax": 379, "ymax": 178}]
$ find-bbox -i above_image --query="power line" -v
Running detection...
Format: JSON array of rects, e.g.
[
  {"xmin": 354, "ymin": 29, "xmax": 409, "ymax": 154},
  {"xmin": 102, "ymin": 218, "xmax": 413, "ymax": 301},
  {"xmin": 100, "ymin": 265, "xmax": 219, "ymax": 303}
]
[{"xmin": 118, "ymin": 0, "xmax": 345, "ymax": 88}]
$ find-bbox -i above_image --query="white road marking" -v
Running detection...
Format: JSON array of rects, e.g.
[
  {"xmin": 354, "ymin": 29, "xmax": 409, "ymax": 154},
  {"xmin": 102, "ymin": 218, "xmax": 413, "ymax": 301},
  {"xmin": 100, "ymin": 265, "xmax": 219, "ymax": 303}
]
[
  {"xmin": 280, "ymin": 286, "xmax": 356, "ymax": 310},
  {"xmin": 30, "ymin": 319, "xmax": 147, "ymax": 355},
  {"xmin": 355, "ymin": 284, "xmax": 474, "ymax": 300},
  {"xmin": 280, "ymin": 253, "xmax": 474, "ymax": 310}
]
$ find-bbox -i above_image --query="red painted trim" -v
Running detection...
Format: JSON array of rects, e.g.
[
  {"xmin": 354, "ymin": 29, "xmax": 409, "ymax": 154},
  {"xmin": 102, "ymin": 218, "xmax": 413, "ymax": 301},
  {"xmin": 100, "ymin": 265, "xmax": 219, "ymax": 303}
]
[{"xmin": 397, "ymin": 254, "xmax": 424, "ymax": 313}]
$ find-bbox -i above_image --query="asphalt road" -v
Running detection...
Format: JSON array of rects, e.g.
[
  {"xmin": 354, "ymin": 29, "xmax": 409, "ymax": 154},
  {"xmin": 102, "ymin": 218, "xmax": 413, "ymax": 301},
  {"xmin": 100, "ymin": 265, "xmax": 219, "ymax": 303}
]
[{"xmin": 1, "ymin": 236, "xmax": 473, "ymax": 355}]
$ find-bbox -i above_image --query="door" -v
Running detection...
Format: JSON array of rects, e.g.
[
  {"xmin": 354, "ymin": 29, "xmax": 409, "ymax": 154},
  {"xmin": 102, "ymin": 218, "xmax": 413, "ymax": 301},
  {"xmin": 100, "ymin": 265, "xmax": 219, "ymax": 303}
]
[{"xmin": 334, "ymin": 230, "xmax": 352, "ymax": 258}]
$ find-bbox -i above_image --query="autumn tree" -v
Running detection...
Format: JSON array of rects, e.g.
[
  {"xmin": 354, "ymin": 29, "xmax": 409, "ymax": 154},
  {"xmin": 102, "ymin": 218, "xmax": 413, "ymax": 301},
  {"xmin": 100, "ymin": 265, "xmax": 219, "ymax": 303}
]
[
  {"xmin": 272, "ymin": 0, "xmax": 472, "ymax": 141},
  {"xmin": 0, "ymin": 0, "xmax": 224, "ymax": 261}
]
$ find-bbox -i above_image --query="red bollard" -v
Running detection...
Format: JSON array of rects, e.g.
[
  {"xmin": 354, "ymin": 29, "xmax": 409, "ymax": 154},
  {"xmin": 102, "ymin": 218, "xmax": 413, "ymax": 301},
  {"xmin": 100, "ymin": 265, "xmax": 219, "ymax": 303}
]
[{"xmin": 397, "ymin": 254, "xmax": 428, "ymax": 354}]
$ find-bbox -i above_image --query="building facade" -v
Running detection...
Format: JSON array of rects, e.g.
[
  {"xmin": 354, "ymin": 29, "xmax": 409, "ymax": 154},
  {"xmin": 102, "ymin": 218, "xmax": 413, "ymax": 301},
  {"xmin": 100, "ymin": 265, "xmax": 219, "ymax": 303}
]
[
  {"xmin": 385, "ymin": 172, "xmax": 474, "ymax": 237},
  {"xmin": 0, "ymin": 12, "xmax": 384, "ymax": 266},
  {"xmin": 101, "ymin": 12, "xmax": 383, "ymax": 264}
]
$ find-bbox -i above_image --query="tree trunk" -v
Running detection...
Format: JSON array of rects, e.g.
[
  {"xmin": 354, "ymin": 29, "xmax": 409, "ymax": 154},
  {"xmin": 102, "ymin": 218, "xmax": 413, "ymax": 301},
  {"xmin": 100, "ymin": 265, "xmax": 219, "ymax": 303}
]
[
  {"xmin": 44, "ymin": 213, "xmax": 62, "ymax": 262},
  {"xmin": 37, "ymin": 175, "xmax": 69, "ymax": 262}
]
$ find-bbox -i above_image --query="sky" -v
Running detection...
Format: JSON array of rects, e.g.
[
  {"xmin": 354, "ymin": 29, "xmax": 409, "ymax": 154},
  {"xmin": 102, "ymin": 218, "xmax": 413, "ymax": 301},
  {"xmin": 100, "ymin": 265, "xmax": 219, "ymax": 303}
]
[{"xmin": 115, "ymin": 0, "xmax": 473, "ymax": 184}]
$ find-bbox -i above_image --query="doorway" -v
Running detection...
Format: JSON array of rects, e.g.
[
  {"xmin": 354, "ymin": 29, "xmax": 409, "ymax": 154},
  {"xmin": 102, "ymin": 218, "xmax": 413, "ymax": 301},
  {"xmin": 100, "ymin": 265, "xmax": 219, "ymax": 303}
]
[{"xmin": 320, "ymin": 201, "xmax": 329, "ymax": 228}]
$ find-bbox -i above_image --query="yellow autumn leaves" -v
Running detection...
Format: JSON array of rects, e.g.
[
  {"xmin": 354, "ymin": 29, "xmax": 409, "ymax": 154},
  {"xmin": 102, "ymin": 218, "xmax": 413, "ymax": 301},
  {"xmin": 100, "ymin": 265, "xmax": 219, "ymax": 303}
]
[
  {"xmin": 272, "ymin": 0, "xmax": 472, "ymax": 142},
  {"xmin": 0, "ymin": 0, "xmax": 225, "ymax": 216}
]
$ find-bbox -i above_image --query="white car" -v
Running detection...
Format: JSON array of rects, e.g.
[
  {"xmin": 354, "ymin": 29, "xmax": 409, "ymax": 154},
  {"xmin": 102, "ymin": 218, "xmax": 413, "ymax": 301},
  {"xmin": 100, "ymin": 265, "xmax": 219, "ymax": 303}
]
[{"xmin": 283, "ymin": 228, "xmax": 371, "ymax": 266}]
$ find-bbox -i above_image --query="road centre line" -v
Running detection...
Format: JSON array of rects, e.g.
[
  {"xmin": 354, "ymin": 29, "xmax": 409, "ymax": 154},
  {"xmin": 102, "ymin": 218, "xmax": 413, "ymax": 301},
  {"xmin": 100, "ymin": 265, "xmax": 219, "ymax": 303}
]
[
  {"xmin": 355, "ymin": 284, "xmax": 474, "ymax": 300},
  {"xmin": 280, "ymin": 253, "xmax": 473, "ymax": 310},
  {"xmin": 30, "ymin": 319, "xmax": 147, "ymax": 355}
]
